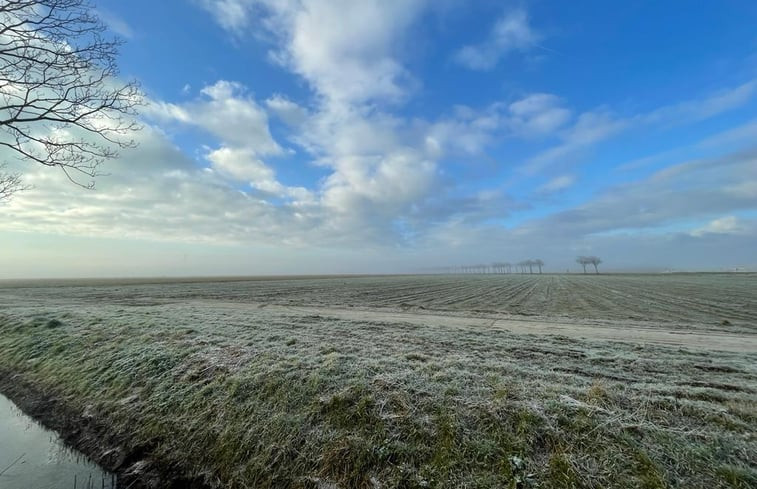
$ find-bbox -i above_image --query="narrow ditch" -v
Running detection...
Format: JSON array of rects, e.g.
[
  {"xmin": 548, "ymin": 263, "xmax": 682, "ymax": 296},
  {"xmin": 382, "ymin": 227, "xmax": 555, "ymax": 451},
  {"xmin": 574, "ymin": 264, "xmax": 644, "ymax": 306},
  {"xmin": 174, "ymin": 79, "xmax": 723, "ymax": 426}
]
[{"xmin": 0, "ymin": 392, "xmax": 116, "ymax": 489}]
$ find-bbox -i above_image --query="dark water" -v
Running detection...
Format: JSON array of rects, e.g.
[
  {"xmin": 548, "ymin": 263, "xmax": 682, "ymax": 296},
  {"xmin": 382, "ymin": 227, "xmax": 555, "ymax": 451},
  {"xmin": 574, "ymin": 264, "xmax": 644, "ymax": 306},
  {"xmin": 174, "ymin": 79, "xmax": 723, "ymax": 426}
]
[{"xmin": 0, "ymin": 394, "xmax": 116, "ymax": 489}]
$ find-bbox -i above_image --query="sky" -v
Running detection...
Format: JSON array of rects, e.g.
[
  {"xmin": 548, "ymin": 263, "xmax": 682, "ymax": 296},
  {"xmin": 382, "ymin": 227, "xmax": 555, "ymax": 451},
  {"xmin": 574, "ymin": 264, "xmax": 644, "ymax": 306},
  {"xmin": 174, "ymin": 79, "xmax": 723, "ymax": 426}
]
[{"xmin": 2, "ymin": 0, "xmax": 757, "ymax": 277}]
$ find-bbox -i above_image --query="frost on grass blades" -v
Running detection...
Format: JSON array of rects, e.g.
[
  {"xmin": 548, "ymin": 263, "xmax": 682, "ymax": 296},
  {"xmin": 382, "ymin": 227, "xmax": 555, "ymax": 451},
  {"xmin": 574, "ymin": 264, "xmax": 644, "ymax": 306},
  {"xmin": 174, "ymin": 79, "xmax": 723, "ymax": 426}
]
[{"xmin": 0, "ymin": 274, "xmax": 755, "ymax": 488}]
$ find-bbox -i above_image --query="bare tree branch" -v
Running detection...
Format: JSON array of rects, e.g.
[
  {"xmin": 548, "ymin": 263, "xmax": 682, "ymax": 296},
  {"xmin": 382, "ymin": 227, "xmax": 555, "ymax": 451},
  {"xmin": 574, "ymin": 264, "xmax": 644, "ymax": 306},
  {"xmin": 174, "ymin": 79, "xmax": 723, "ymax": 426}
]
[
  {"xmin": 0, "ymin": 163, "xmax": 29, "ymax": 201},
  {"xmin": 0, "ymin": 0, "xmax": 142, "ymax": 199}
]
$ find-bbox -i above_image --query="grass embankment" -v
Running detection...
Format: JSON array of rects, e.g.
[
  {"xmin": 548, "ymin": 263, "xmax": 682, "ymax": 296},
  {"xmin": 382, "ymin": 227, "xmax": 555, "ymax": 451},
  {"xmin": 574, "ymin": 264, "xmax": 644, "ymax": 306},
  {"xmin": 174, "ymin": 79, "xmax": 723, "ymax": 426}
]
[{"xmin": 0, "ymin": 302, "xmax": 755, "ymax": 488}]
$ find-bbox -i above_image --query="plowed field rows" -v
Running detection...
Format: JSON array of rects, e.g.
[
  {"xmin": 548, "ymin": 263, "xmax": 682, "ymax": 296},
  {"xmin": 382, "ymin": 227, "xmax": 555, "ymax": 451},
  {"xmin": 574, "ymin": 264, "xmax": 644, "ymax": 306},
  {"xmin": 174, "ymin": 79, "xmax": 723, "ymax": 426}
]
[{"xmin": 3, "ymin": 273, "xmax": 755, "ymax": 332}]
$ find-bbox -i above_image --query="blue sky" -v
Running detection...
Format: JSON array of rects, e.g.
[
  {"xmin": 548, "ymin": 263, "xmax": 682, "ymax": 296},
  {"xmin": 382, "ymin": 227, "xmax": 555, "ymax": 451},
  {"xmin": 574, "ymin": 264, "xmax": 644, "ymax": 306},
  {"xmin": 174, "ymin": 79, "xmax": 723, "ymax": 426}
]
[{"xmin": 2, "ymin": 0, "xmax": 757, "ymax": 277}]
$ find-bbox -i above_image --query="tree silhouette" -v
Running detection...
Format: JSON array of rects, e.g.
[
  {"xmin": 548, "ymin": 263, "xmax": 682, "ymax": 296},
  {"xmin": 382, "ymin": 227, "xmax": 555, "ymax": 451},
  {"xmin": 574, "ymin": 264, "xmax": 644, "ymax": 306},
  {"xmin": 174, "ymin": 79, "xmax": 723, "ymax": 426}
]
[
  {"xmin": 588, "ymin": 256, "xmax": 602, "ymax": 274},
  {"xmin": 0, "ymin": 0, "xmax": 141, "ymax": 199},
  {"xmin": 576, "ymin": 256, "xmax": 601, "ymax": 274}
]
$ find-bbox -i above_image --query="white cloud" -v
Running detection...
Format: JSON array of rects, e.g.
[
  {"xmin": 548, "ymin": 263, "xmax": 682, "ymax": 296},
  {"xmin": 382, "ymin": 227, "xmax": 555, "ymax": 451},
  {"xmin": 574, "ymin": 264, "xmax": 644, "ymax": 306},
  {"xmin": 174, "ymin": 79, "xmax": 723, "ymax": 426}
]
[
  {"xmin": 190, "ymin": 3, "xmax": 576, "ymax": 242},
  {"xmin": 425, "ymin": 108, "xmax": 500, "ymax": 156},
  {"xmin": 195, "ymin": 1, "xmax": 456, "ymax": 241},
  {"xmin": 265, "ymin": 94, "xmax": 308, "ymax": 126},
  {"xmin": 691, "ymin": 216, "xmax": 748, "ymax": 237},
  {"xmin": 144, "ymin": 80, "xmax": 312, "ymax": 201},
  {"xmin": 522, "ymin": 79, "xmax": 757, "ymax": 175},
  {"xmin": 523, "ymin": 109, "xmax": 628, "ymax": 174},
  {"xmin": 644, "ymin": 80, "xmax": 757, "ymax": 125},
  {"xmin": 227, "ymin": 0, "xmax": 431, "ymax": 106},
  {"xmin": 538, "ymin": 175, "xmax": 576, "ymax": 193},
  {"xmin": 726, "ymin": 180, "xmax": 757, "ymax": 199},
  {"xmin": 454, "ymin": 9, "xmax": 538, "ymax": 70},
  {"xmin": 698, "ymin": 118, "xmax": 757, "ymax": 148},
  {"xmin": 205, "ymin": 147, "xmax": 276, "ymax": 188},
  {"xmin": 517, "ymin": 148, "xmax": 757, "ymax": 240},
  {"xmin": 148, "ymin": 81, "xmax": 280, "ymax": 155},
  {"xmin": 0, "ymin": 121, "xmax": 326, "ymax": 247},
  {"xmin": 422, "ymin": 94, "xmax": 571, "ymax": 158},
  {"xmin": 507, "ymin": 93, "xmax": 572, "ymax": 137},
  {"xmin": 616, "ymin": 118, "xmax": 757, "ymax": 172},
  {"xmin": 195, "ymin": 0, "xmax": 256, "ymax": 35},
  {"xmin": 98, "ymin": 9, "xmax": 134, "ymax": 39}
]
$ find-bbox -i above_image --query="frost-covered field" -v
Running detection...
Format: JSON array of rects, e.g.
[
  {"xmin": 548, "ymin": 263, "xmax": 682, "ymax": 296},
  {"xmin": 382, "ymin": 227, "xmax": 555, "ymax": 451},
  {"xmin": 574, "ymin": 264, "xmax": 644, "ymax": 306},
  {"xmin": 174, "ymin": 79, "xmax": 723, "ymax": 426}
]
[
  {"xmin": 0, "ymin": 274, "xmax": 755, "ymax": 488},
  {"xmin": 4, "ymin": 273, "xmax": 756, "ymax": 330}
]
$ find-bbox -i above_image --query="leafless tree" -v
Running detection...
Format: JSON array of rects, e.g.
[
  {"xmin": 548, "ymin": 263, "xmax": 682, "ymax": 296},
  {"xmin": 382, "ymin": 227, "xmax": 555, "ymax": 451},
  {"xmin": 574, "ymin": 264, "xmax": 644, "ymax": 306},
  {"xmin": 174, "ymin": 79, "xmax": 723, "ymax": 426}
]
[
  {"xmin": 576, "ymin": 256, "xmax": 602, "ymax": 274},
  {"xmin": 0, "ymin": 0, "xmax": 141, "ymax": 199},
  {"xmin": 576, "ymin": 256, "xmax": 589, "ymax": 274},
  {"xmin": 534, "ymin": 259, "xmax": 544, "ymax": 274},
  {"xmin": 587, "ymin": 256, "xmax": 602, "ymax": 274}
]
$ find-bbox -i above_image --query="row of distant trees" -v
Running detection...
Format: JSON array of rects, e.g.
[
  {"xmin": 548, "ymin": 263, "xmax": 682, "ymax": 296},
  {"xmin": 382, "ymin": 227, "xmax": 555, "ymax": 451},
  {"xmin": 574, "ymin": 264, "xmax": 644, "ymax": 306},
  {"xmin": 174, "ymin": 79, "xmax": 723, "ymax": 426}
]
[
  {"xmin": 432, "ymin": 256, "xmax": 603, "ymax": 275},
  {"xmin": 444, "ymin": 259, "xmax": 546, "ymax": 274}
]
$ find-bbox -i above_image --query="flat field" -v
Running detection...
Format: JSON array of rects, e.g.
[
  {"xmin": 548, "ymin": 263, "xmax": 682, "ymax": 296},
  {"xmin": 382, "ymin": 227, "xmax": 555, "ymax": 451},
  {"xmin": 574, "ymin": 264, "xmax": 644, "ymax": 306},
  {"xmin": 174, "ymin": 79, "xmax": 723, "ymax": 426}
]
[{"xmin": 0, "ymin": 274, "xmax": 755, "ymax": 488}]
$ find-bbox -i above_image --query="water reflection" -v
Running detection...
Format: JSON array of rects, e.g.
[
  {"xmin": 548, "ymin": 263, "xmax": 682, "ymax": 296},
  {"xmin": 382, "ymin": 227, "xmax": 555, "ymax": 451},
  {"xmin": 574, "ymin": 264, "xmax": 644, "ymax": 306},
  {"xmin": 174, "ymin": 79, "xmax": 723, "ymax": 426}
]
[{"xmin": 0, "ymin": 393, "xmax": 117, "ymax": 489}]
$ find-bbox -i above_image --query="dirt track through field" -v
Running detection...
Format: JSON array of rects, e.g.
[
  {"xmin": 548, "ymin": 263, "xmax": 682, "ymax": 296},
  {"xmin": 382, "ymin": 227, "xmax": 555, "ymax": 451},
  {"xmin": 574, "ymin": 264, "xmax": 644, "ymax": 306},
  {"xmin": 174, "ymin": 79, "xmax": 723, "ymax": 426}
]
[{"xmin": 205, "ymin": 301, "xmax": 757, "ymax": 353}]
